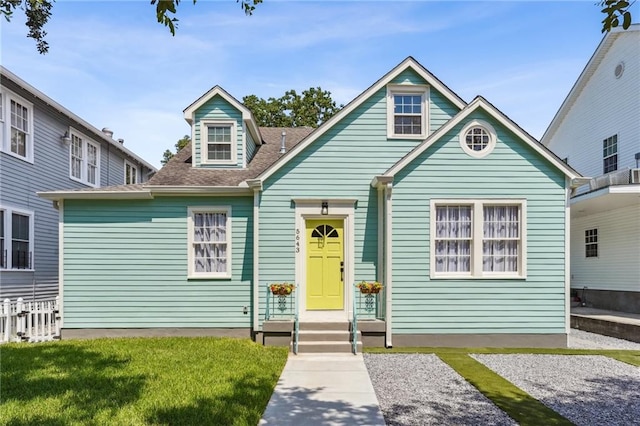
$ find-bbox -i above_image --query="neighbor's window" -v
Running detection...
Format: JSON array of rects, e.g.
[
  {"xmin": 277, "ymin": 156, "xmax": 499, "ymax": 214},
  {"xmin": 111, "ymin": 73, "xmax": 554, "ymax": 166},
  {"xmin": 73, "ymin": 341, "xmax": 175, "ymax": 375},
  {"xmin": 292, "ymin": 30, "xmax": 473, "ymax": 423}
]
[
  {"xmin": 432, "ymin": 200, "xmax": 525, "ymax": 278},
  {"xmin": 125, "ymin": 160, "xmax": 138, "ymax": 184},
  {"xmin": 585, "ymin": 229, "xmax": 598, "ymax": 258},
  {"xmin": 0, "ymin": 207, "xmax": 34, "ymax": 270},
  {"xmin": 69, "ymin": 130, "xmax": 100, "ymax": 186},
  {"xmin": 603, "ymin": 135, "xmax": 618, "ymax": 174},
  {"xmin": 200, "ymin": 121, "xmax": 236, "ymax": 164},
  {"xmin": 387, "ymin": 85, "xmax": 428, "ymax": 138},
  {"xmin": 188, "ymin": 207, "xmax": 231, "ymax": 278},
  {"xmin": 1, "ymin": 91, "xmax": 34, "ymax": 162}
]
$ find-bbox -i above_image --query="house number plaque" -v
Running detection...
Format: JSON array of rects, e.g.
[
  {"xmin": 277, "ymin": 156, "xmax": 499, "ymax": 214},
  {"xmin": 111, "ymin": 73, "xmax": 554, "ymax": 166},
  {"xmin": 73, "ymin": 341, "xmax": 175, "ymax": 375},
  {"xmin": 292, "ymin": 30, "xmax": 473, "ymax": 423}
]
[{"xmin": 295, "ymin": 228, "xmax": 300, "ymax": 253}]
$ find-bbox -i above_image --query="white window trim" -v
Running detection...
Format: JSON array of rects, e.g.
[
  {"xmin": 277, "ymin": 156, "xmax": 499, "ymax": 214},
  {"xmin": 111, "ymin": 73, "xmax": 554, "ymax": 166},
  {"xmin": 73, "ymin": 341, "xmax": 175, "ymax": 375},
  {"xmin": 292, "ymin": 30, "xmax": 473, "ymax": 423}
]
[
  {"xmin": 386, "ymin": 84, "xmax": 429, "ymax": 139},
  {"xmin": 0, "ymin": 89, "xmax": 34, "ymax": 164},
  {"xmin": 124, "ymin": 159, "xmax": 139, "ymax": 184},
  {"xmin": 585, "ymin": 228, "xmax": 598, "ymax": 259},
  {"xmin": 200, "ymin": 120, "xmax": 237, "ymax": 165},
  {"xmin": 0, "ymin": 205, "xmax": 35, "ymax": 272},
  {"xmin": 459, "ymin": 119, "xmax": 497, "ymax": 158},
  {"xmin": 187, "ymin": 206, "xmax": 232, "ymax": 279},
  {"xmin": 68, "ymin": 128, "xmax": 101, "ymax": 187},
  {"xmin": 430, "ymin": 199, "xmax": 527, "ymax": 279}
]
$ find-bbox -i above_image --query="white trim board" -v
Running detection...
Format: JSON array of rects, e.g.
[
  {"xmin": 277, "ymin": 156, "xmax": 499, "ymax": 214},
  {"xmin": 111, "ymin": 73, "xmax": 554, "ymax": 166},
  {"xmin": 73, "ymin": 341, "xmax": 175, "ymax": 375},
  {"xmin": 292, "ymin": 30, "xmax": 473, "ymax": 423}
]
[{"xmin": 256, "ymin": 57, "xmax": 467, "ymax": 183}]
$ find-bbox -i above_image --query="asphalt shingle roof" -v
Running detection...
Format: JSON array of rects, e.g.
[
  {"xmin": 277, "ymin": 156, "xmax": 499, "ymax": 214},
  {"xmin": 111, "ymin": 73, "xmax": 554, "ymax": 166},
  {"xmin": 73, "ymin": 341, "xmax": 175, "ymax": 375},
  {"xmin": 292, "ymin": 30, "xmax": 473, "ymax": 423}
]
[{"xmin": 147, "ymin": 126, "xmax": 313, "ymax": 187}]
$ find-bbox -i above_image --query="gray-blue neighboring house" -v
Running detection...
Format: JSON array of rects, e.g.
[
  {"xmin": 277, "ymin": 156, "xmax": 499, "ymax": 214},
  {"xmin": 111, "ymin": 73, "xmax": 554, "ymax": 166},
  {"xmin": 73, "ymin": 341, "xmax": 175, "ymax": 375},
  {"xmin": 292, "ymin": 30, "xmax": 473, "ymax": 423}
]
[{"xmin": 0, "ymin": 66, "xmax": 156, "ymax": 301}]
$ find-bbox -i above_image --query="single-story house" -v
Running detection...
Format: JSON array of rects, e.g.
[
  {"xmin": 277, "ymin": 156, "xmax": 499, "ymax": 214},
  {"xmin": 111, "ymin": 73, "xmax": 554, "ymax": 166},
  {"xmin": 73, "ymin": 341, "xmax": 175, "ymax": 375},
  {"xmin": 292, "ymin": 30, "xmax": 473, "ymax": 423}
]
[{"xmin": 40, "ymin": 57, "xmax": 582, "ymax": 349}]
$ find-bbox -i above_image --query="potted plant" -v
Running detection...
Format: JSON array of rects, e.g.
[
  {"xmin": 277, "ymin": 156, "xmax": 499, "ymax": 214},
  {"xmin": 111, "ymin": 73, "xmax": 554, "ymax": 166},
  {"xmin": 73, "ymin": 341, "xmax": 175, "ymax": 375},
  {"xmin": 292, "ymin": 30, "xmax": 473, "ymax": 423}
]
[
  {"xmin": 357, "ymin": 281, "xmax": 383, "ymax": 294},
  {"xmin": 270, "ymin": 283, "xmax": 295, "ymax": 296}
]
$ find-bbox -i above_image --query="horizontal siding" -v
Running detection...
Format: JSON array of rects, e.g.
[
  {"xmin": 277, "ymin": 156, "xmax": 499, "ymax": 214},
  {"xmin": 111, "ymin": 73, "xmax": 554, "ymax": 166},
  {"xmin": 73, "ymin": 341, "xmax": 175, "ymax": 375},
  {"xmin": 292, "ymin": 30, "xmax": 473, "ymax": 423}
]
[
  {"xmin": 246, "ymin": 130, "xmax": 257, "ymax": 164},
  {"xmin": 0, "ymin": 81, "xmax": 149, "ymax": 301},
  {"xmin": 392, "ymin": 110, "xmax": 568, "ymax": 334},
  {"xmin": 62, "ymin": 197, "xmax": 253, "ymax": 328},
  {"xmin": 193, "ymin": 95, "xmax": 244, "ymax": 168},
  {"xmin": 571, "ymin": 205, "xmax": 640, "ymax": 292},
  {"xmin": 545, "ymin": 32, "xmax": 640, "ymax": 176},
  {"xmin": 258, "ymin": 77, "xmax": 463, "ymax": 324}
]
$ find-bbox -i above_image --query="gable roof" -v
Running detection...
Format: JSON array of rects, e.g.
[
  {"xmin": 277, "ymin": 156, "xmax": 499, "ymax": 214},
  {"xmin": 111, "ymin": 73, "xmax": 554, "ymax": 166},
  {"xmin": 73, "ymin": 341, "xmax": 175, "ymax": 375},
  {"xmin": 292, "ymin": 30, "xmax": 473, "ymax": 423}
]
[
  {"xmin": 541, "ymin": 24, "xmax": 640, "ymax": 145},
  {"xmin": 183, "ymin": 85, "xmax": 261, "ymax": 146},
  {"xmin": 0, "ymin": 66, "xmax": 157, "ymax": 173},
  {"xmin": 255, "ymin": 56, "xmax": 468, "ymax": 183},
  {"xmin": 381, "ymin": 96, "xmax": 581, "ymax": 182}
]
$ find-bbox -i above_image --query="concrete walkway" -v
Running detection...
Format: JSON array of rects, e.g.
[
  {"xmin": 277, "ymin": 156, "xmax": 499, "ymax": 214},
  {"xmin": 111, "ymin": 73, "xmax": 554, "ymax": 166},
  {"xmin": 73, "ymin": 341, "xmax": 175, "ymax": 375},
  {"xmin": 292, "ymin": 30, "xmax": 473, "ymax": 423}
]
[{"xmin": 260, "ymin": 353, "xmax": 386, "ymax": 426}]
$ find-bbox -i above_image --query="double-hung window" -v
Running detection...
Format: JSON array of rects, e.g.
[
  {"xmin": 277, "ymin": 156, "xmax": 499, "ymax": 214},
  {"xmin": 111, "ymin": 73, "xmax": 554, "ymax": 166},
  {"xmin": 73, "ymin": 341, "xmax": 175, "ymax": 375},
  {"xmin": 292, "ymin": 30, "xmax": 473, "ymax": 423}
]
[
  {"xmin": 387, "ymin": 85, "xmax": 429, "ymax": 139},
  {"xmin": 125, "ymin": 160, "xmax": 139, "ymax": 184},
  {"xmin": 188, "ymin": 207, "xmax": 231, "ymax": 278},
  {"xmin": 0, "ymin": 90, "xmax": 34, "ymax": 162},
  {"xmin": 69, "ymin": 130, "xmax": 100, "ymax": 186},
  {"xmin": 0, "ymin": 206, "xmax": 34, "ymax": 270},
  {"xmin": 200, "ymin": 121, "xmax": 236, "ymax": 164},
  {"xmin": 585, "ymin": 229, "xmax": 598, "ymax": 258},
  {"xmin": 603, "ymin": 135, "xmax": 617, "ymax": 174},
  {"xmin": 431, "ymin": 200, "xmax": 526, "ymax": 278}
]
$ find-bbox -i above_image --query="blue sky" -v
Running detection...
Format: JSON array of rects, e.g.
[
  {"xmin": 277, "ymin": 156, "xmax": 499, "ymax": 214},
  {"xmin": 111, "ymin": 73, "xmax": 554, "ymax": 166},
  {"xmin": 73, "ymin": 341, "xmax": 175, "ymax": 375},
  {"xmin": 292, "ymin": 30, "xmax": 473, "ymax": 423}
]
[{"xmin": 2, "ymin": 1, "xmax": 636, "ymax": 168}]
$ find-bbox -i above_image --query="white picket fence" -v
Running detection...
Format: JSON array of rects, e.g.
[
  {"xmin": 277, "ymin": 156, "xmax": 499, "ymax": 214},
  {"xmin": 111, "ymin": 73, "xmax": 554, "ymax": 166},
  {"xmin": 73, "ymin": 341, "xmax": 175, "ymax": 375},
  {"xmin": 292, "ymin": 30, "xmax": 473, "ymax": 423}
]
[{"xmin": 1, "ymin": 297, "xmax": 61, "ymax": 343}]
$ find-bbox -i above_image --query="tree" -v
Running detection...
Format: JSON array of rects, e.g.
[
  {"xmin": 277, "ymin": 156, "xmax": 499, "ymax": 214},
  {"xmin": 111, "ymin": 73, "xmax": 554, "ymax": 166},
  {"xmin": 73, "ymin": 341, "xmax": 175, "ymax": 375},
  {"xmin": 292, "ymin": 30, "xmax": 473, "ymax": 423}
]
[
  {"xmin": 1, "ymin": 0, "xmax": 262, "ymax": 54},
  {"xmin": 242, "ymin": 87, "xmax": 342, "ymax": 128},
  {"xmin": 161, "ymin": 134, "xmax": 190, "ymax": 165},
  {"xmin": 600, "ymin": 0, "xmax": 634, "ymax": 32}
]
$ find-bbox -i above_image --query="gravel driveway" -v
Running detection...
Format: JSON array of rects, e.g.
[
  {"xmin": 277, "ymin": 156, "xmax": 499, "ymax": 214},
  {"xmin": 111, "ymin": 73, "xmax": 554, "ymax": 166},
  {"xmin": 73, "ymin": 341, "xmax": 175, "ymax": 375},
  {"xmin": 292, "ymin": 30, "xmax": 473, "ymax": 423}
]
[{"xmin": 365, "ymin": 330, "xmax": 639, "ymax": 425}]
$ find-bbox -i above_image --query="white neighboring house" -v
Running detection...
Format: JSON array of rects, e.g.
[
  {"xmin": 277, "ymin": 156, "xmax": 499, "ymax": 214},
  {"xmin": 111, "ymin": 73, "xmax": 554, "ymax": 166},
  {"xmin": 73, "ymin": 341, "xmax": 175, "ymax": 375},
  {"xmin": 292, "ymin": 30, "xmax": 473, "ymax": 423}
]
[{"xmin": 541, "ymin": 24, "xmax": 640, "ymax": 314}]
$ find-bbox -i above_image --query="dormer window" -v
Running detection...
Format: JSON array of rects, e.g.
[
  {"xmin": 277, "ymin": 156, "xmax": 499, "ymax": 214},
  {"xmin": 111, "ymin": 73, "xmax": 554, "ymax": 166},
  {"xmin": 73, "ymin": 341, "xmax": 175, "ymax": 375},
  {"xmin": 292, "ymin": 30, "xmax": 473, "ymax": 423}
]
[
  {"xmin": 387, "ymin": 85, "xmax": 429, "ymax": 139},
  {"xmin": 201, "ymin": 121, "xmax": 236, "ymax": 164}
]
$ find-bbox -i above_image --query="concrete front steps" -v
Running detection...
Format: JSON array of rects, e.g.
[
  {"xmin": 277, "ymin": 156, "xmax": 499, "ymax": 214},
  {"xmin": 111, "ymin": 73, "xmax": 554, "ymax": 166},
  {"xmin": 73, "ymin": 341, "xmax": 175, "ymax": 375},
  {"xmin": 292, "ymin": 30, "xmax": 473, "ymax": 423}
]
[
  {"xmin": 296, "ymin": 322, "xmax": 361, "ymax": 353},
  {"xmin": 262, "ymin": 319, "xmax": 385, "ymax": 353}
]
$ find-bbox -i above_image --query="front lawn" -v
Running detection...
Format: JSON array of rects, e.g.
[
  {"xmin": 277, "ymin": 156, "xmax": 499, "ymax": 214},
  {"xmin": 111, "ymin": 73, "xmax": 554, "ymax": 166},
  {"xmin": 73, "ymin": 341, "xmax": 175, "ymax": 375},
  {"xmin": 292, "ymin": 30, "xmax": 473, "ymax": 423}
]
[{"xmin": 1, "ymin": 337, "xmax": 288, "ymax": 425}]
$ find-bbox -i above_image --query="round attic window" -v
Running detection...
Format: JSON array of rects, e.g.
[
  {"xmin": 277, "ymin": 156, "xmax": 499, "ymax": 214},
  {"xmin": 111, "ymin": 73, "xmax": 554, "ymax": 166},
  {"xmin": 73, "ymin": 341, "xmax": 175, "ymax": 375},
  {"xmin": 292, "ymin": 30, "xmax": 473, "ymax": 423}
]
[
  {"xmin": 459, "ymin": 120, "xmax": 497, "ymax": 158},
  {"xmin": 614, "ymin": 61, "xmax": 625, "ymax": 79}
]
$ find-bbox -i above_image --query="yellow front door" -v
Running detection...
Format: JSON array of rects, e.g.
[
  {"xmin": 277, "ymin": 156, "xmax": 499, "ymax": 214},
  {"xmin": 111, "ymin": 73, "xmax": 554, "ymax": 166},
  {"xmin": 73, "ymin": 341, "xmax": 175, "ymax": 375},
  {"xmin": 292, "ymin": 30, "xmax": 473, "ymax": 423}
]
[{"xmin": 306, "ymin": 219, "xmax": 344, "ymax": 310}]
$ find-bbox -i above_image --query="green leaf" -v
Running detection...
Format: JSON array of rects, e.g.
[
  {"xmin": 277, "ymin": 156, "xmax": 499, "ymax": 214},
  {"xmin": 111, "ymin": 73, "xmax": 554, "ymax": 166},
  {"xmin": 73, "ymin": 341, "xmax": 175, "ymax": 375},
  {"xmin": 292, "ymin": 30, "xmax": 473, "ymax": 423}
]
[{"xmin": 622, "ymin": 11, "xmax": 632, "ymax": 29}]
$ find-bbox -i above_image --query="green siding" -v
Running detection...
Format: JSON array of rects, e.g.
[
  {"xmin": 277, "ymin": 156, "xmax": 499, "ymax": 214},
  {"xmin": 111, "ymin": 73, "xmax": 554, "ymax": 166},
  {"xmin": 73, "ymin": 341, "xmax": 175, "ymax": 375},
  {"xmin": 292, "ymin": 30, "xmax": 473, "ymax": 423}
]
[
  {"xmin": 193, "ymin": 95, "xmax": 244, "ymax": 168},
  {"xmin": 258, "ymin": 80, "xmax": 461, "ymax": 325},
  {"xmin": 246, "ymin": 130, "xmax": 258, "ymax": 164},
  {"xmin": 62, "ymin": 197, "xmax": 253, "ymax": 328},
  {"xmin": 392, "ymin": 109, "xmax": 567, "ymax": 334}
]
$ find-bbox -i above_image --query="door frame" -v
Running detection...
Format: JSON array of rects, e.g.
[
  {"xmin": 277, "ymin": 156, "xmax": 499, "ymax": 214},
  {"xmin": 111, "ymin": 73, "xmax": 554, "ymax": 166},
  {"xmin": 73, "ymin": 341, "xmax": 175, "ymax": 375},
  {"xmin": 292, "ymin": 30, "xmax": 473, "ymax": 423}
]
[{"xmin": 293, "ymin": 198, "xmax": 356, "ymax": 321}]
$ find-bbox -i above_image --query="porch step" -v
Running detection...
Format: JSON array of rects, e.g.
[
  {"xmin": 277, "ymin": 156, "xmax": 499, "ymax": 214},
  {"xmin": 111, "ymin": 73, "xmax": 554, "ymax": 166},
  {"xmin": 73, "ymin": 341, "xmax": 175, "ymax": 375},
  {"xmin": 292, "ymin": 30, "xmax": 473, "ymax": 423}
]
[
  {"xmin": 295, "ymin": 341, "xmax": 363, "ymax": 353},
  {"xmin": 298, "ymin": 330, "xmax": 360, "ymax": 342},
  {"xmin": 298, "ymin": 321, "xmax": 351, "ymax": 331}
]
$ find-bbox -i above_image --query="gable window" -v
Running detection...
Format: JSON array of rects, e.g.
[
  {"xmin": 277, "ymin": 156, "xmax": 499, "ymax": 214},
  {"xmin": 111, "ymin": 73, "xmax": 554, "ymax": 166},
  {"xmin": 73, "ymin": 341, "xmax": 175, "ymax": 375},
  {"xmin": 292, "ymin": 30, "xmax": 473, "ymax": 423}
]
[
  {"xmin": 188, "ymin": 207, "xmax": 231, "ymax": 278},
  {"xmin": 0, "ymin": 206, "xmax": 34, "ymax": 271},
  {"xmin": 125, "ymin": 160, "xmax": 138, "ymax": 184},
  {"xmin": 200, "ymin": 121, "xmax": 236, "ymax": 164},
  {"xmin": 603, "ymin": 135, "xmax": 617, "ymax": 174},
  {"xmin": 387, "ymin": 85, "xmax": 429, "ymax": 139},
  {"xmin": 0, "ymin": 90, "xmax": 34, "ymax": 163},
  {"xmin": 585, "ymin": 229, "xmax": 598, "ymax": 258},
  {"xmin": 431, "ymin": 200, "xmax": 526, "ymax": 278},
  {"xmin": 69, "ymin": 130, "xmax": 100, "ymax": 187},
  {"xmin": 459, "ymin": 120, "xmax": 497, "ymax": 158}
]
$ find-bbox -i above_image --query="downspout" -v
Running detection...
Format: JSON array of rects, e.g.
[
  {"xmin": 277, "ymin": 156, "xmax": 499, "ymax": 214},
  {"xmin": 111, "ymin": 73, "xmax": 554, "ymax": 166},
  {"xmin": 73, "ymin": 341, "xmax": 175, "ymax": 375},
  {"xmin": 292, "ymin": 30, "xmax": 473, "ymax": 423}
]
[
  {"xmin": 564, "ymin": 177, "xmax": 571, "ymax": 336},
  {"xmin": 57, "ymin": 200, "xmax": 64, "ymax": 329},
  {"xmin": 249, "ymin": 180, "xmax": 262, "ymax": 338},
  {"xmin": 377, "ymin": 187, "xmax": 384, "ymax": 285},
  {"xmin": 384, "ymin": 182, "xmax": 393, "ymax": 348}
]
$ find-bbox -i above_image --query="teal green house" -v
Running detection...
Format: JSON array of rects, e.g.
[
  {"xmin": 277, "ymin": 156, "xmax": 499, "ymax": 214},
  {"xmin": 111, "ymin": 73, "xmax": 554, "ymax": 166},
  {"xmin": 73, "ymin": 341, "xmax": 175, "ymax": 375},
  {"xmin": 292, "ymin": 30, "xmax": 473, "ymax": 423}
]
[{"xmin": 40, "ymin": 58, "xmax": 581, "ymax": 348}]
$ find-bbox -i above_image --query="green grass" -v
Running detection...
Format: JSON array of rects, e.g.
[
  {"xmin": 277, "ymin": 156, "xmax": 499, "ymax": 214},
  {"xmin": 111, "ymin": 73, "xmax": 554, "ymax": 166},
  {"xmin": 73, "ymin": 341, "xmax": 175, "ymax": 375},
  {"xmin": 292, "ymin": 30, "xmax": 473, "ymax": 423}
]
[
  {"xmin": 365, "ymin": 346, "xmax": 640, "ymax": 425},
  {"xmin": 0, "ymin": 337, "xmax": 288, "ymax": 426}
]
